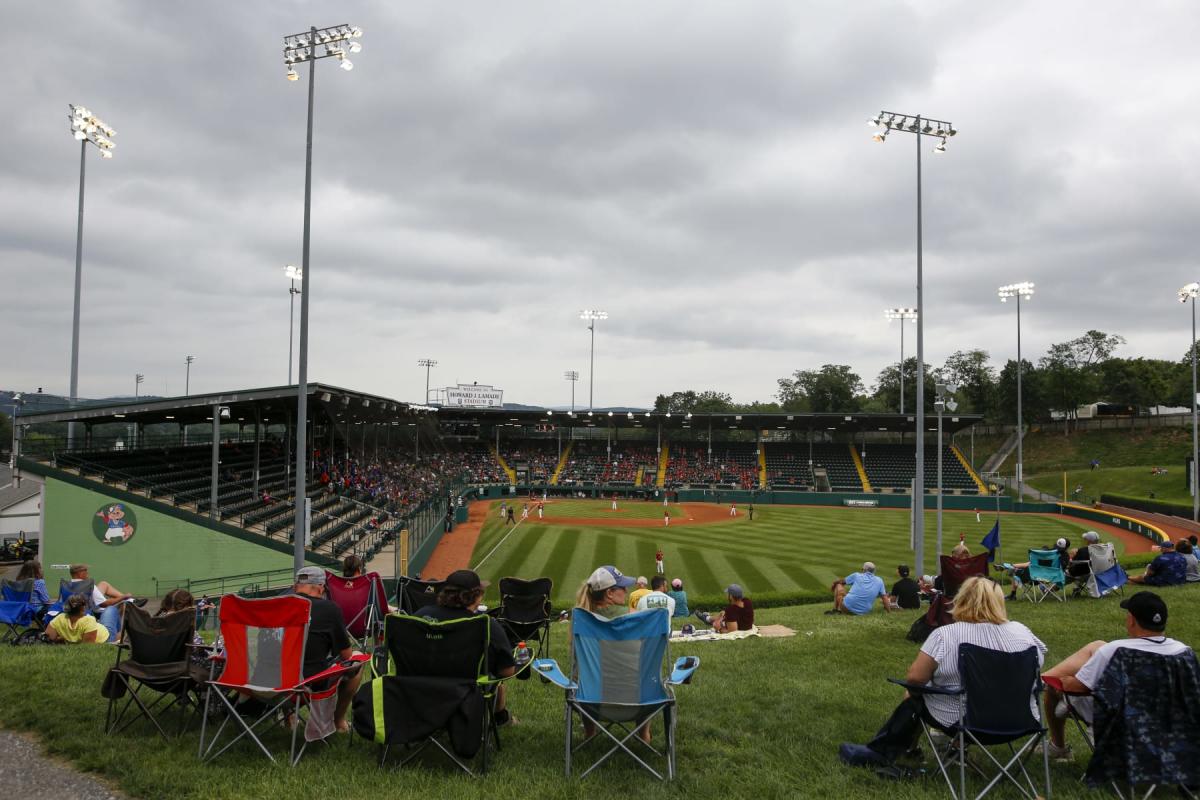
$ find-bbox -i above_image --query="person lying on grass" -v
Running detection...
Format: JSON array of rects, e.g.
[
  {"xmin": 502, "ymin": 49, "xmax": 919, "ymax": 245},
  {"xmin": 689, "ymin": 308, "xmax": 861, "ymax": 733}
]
[
  {"xmin": 1039, "ymin": 590, "xmax": 1190, "ymax": 761},
  {"xmin": 838, "ymin": 576, "xmax": 1046, "ymax": 769},
  {"xmin": 695, "ymin": 584, "xmax": 754, "ymax": 632},
  {"xmin": 46, "ymin": 593, "xmax": 109, "ymax": 644},
  {"xmin": 829, "ymin": 562, "xmax": 891, "ymax": 615}
]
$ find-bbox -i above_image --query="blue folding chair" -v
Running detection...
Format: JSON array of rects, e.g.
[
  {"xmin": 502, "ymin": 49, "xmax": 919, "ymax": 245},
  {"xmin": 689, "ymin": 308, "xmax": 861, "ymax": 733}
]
[
  {"xmin": 1020, "ymin": 549, "xmax": 1067, "ymax": 603},
  {"xmin": 0, "ymin": 579, "xmax": 39, "ymax": 643},
  {"xmin": 533, "ymin": 608, "xmax": 699, "ymax": 781}
]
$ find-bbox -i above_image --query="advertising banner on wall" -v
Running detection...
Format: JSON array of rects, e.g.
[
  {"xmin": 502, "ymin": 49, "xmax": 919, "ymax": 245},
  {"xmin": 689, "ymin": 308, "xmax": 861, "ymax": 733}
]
[{"xmin": 444, "ymin": 384, "xmax": 504, "ymax": 408}]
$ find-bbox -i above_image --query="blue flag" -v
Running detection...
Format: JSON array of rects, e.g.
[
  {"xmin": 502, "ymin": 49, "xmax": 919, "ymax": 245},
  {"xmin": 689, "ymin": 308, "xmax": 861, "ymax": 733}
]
[{"xmin": 981, "ymin": 521, "xmax": 1001, "ymax": 562}]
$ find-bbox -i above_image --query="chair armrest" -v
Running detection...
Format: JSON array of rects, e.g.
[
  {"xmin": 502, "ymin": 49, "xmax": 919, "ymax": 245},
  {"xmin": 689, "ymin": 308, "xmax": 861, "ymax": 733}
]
[
  {"xmin": 887, "ymin": 677, "xmax": 963, "ymax": 696},
  {"xmin": 297, "ymin": 655, "xmax": 369, "ymax": 688},
  {"xmin": 1041, "ymin": 675, "xmax": 1091, "ymax": 696},
  {"xmin": 667, "ymin": 655, "xmax": 700, "ymax": 686},
  {"xmin": 532, "ymin": 658, "xmax": 576, "ymax": 690}
]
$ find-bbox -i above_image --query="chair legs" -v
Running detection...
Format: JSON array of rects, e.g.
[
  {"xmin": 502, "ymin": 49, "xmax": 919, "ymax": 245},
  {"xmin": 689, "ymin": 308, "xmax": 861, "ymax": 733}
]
[
  {"xmin": 922, "ymin": 723, "xmax": 1050, "ymax": 800},
  {"xmin": 568, "ymin": 703, "xmax": 674, "ymax": 781}
]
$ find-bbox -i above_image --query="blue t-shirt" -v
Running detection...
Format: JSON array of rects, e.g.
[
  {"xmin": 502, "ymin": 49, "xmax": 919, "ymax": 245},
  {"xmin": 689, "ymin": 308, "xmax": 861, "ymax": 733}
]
[
  {"xmin": 843, "ymin": 572, "xmax": 886, "ymax": 615},
  {"xmin": 666, "ymin": 590, "xmax": 689, "ymax": 617},
  {"xmin": 1145, "ymin": 551, "xmax": 1188, "ymax": 586}
]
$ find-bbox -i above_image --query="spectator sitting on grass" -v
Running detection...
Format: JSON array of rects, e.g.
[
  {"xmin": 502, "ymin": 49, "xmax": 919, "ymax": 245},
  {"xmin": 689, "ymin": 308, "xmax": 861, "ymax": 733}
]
[
  {"xmin": 695, "ymin": 584, "xmax": 754, "ymax": 632},
  {"xmin": 635, "ymin": 575, "xmax": 676, "ymax": 617},
  {"xmin": 155, "ymin": 588, "xmax": 196, "ymax": 616},
  {"xmin": 1129, "ymin": 540, "xmax": 1188, "ymax": 586},
  {"xmin": 839, "ymin": 577, "xmax": 1046, "ymax": 768},
  {"xmin": 667, "ymin": 578, "xmax": 690, "ymax": 617},
  {"xmin": 1040, "ymin": 591, "xmax": 1190, "ymax": 760},
  {"xmin": 1174, "ymin": 539, "xmax": 1200, "ymax": 583},
  {"xmin": 627, "ymin": 575, "xmax": 651, "ymax": 610},
  {"xmin": 292, "ymin": 567, "xmax": 362, "ymax": 733},
  {"xmin": 15, "ymin": 560, "xmax": 50, "ymax": 611},
  {"xmin": 46, "ymin": 594, "xmax": 110, "ymax": 644},
  {"xmin": 890, "ymin": 565, "xmax": 921, "ymax": 610},
  {"xmin": 68, "ymin": 563, "xmax": 145, "ymax": 640},
  {"xmin": 935, "ymin": 543, "xmax": 975, "ymax": 593},
  {"xmin": 342, "ymin": 554, "xmax": 365, "ymax": 578},
  {"xmin": 829, "ymin": 562, "xmax": 890, "ymax": 615}
]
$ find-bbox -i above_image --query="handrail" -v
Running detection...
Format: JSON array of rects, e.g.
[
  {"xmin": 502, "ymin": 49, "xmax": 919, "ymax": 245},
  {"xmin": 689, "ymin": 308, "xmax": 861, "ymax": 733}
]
[{"xmin": 154, "ymin": 566, "xmax": 297, "ymax": 597}]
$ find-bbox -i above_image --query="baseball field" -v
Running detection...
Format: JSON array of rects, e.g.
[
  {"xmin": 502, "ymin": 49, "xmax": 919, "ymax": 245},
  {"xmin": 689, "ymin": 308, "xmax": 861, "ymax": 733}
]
[{"xmin": 469, "ymin": 499, "xmax": 1132, "ymax": 608}]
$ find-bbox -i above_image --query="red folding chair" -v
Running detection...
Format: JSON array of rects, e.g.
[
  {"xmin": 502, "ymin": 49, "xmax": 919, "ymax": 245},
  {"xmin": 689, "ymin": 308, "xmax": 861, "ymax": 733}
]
[
  {"xmin": 938, "ymin": 553, "xmax": 990, "ymax": 598},
  {"xmin": 198, "ymin": 594, "xmax": 367, "ymax": 766},
  {"xmin": 323, "ymin": 570, "xmax": 388, "ymax": 649}
]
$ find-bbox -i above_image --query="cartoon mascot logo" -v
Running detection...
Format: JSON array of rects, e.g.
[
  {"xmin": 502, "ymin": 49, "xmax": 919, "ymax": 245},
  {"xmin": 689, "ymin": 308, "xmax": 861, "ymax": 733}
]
[{"xmin": 93, "ymin": 502, "xmax": 137, "ymax": 545}]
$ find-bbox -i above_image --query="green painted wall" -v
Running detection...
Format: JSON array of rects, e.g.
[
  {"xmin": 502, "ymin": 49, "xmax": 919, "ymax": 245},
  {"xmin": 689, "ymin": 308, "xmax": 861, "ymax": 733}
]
[{"xmin": 42, "ymin": 477, "xmax": 303, "ymax": 596}]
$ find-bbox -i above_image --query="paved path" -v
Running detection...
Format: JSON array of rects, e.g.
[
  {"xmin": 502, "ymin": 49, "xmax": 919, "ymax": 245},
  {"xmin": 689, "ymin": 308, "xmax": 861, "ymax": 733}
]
[{"xmin": 0, "ymin": 730, "xmax": 126, "ymax": 799}]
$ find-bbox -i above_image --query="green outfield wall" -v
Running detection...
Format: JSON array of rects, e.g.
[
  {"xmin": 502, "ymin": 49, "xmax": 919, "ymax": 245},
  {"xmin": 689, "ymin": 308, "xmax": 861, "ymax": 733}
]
[
  {"xmin": 39, "ymin": 475, "xmax": 323, "ymax": 596},
  {"xmin": 1057, "ymin": 502, "xmax": 1168, "ymax": 545}
]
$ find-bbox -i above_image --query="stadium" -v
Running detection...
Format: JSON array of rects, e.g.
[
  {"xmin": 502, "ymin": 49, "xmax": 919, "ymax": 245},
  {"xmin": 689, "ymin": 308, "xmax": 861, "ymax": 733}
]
[{"xmin": 4, "ymin": 5, "xmax": 1200, "ymax": 800}]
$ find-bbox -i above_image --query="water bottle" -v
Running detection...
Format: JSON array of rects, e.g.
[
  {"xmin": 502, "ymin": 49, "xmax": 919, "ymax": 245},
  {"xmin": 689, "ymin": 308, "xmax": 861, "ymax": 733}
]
[{"xmin": 514, "ymin": 641, "xmax": 531, "ymax": 680}]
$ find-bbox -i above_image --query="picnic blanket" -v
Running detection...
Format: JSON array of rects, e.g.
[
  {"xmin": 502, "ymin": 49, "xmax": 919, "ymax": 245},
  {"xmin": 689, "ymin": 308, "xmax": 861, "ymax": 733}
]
[{"xmin": 669, "ymin": 624, "xmax": 795, "ymax": 642}]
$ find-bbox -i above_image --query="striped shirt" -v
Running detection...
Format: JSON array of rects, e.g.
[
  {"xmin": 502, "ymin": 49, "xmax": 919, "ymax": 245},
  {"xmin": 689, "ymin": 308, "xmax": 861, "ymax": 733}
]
[{"xmin": 919, "ymin": 621, "xmax": 1047, "ymax": 727}]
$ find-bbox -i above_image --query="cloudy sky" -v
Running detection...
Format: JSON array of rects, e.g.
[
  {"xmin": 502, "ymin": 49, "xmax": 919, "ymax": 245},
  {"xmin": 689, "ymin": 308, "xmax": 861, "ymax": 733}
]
[{"xmin": 4, "ymin": 1, "xmax": 1199, "ymax": 409}]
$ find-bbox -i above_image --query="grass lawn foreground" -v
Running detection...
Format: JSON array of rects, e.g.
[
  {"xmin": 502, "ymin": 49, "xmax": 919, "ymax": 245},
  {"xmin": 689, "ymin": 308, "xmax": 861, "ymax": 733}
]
[{"xmin": 2, "ymin": 584, "xmax": 1199, "ymax": 799}]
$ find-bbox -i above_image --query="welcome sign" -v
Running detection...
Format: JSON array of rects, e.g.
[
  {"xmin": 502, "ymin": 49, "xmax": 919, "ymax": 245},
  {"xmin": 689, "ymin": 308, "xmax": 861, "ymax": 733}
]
[{"xmin": 444, "ymin": 384, "xmax": 504, "ymax": 408}]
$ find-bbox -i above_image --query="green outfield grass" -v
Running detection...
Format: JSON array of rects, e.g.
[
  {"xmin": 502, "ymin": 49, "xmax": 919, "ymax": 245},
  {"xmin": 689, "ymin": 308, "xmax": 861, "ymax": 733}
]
[
  {"xmin": 1027, "ymin": 465, "xmax": 1189, "ymax": 504},
  {"xmin": 470, "ymin": 501, "xmax": 1124, "ymax": 609},
  {"xmin": 4, "ymin": 584, "xmax": 1197, "ymax": 800}
]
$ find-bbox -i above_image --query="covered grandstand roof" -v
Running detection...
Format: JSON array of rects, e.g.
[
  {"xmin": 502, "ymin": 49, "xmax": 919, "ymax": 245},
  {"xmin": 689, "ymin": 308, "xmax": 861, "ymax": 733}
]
[{"xmin": 15, "ymin": 383, "xmax": 983, "ymax": 434}]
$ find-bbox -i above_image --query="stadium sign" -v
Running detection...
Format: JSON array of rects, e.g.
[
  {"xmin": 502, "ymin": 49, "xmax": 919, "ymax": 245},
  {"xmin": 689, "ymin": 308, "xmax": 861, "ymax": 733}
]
[
  {"xmin": 445, "ymin": 383, "xmax": 504, "ymax": 408},
  {"xmin": 843, "ymin": 498, "xmax": 878, "ymax": 508}
]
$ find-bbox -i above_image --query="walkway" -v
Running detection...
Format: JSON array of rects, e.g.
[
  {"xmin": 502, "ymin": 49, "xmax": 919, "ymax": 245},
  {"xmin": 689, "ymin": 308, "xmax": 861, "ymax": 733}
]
[{"xmin": 0, "ymin": 729, "xmax": 126, "ymax": 799}]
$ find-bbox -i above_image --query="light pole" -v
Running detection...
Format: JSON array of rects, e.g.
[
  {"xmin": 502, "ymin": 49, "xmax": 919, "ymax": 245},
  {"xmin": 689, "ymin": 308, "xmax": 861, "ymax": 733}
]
[
  {"xmin": 999, "ymin": 281, "xmax": 1034, "ymax": 508},
  {"xmin": 66, "ymin": 104, "xmax": 116, "ymax": 450},
  {"xmin": 884, "ymin": 308, "xmax": 918, "ymax": 414},
  {"xmin": 283, "ymin": 22, "xmax": 363, "ymax": 572},
  {"xmin": 564, "ymin": 370, "xmax": 579, "ymax": 412},
  {"xmin": 934, "ymin": 382, "xmax": 959, "ymax": 556},
  {"xmin": 1179, "ymin": 282, "xmax": 1200, "ymax": 522},
  {"xmin": 9, "ymin": 393, "xmax": 23, "ymax": 470},
  {"xmin": 418, "ymin": 359, "xmax": 437, "ymax": 404},
  {"xmin": 185, "ymin": 355, "xmax": 194, "ymax": 395},
  {"xmin": 869, "ymin": 109, "xmax": 956, "ymax": 575},
  {"xmin": 580, "ymin": 310, "xmax": 608, "ymax": 411},
  {"xmin": 285, "ymin": 265, "xmax": 303, "ymax": 384},
  {"xmin": 134, "ymin": 373, "xmax": 144, "ymax": 398}
]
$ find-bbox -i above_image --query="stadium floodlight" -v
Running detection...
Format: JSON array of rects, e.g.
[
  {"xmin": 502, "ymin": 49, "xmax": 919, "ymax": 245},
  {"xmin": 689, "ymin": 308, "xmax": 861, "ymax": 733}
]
[
  {"xmin": 418, "ymin": 359, "xmax": 438, "ymax": 404},
  {"xmin": 66, "ymin": 103, "xmax": 117, "ymax": 450},
  {"xmin": 564, "ymin": 370, "xmax": 580, "ymax": 412},
  {"xmin": 869, "ymin": 109, "xmax": 957, "ymax": 576},
  {"xmin": 884, "ymin": 308, "xmax": 919, "ymax": 414},
  {"xmin": 134, "ymin": 373, "xmax": 144, "ymax": 399},
  {"xmin": 283, "ymin": 22, "xmax": 362, "ymax": 572},
  {"xmin": 185, "ymin": 355, "xmax": 195, "ymax": 395},
  {"xmin": 284, "ymin": 266, "xmax": 303, "ymax": 384},
  {"xmin": 998, "ymin": 281, "xmax": 1034, "ymax": 509},
  {"xmin": 580, "ymin": 310, "xmax": 609, "ymax": 411},
  {"xmin": 1180, "ymin": 283, "xmax": 1200, "ymax": 523}
]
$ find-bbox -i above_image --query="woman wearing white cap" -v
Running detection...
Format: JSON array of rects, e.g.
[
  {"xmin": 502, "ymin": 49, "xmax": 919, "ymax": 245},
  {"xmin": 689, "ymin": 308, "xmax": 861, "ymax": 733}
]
[{"xmin": 575, "ymin": 565, "xmax": 636, "ymax": 619}]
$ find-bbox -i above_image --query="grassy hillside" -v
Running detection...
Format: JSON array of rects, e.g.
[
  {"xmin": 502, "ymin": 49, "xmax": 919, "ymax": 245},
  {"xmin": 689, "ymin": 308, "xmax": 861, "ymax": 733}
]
[
  {"xmin": 3, "ymin": 583, "xmax": 1197, "ymax": 799},
  {"xmin": 1027, "ymin": 465, "xmax": 1190, "ymax": 505},
  {"xmin": 987, "ymin": 426, "xmax": 1191, "ymax": 474}
]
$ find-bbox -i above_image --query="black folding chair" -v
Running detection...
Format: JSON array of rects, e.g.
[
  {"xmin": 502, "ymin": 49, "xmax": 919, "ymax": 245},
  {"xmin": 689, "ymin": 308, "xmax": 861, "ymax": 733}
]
[
  {"xmin": 490, "ymin": 577, "xmax": 553, "ymax": 660},
  {"xmin": 395, "ymin": 576, "xmax": 444, "ymax": 614},
  {"xmin": 103, "ymin": 606, "xmax": 208, "ymax": 740},
  {"xmin": 890, "ymin": 644, "xmax": 1050, "ymax": 800},
  {"xmin": 353, "ymin": 613, "xmax": 504, "ymax": 776}
]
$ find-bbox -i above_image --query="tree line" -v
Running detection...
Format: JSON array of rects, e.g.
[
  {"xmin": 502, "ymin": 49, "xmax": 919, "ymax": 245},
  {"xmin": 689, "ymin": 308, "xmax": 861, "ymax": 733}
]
[{"xmin": 655, "ymin": 330, "xmax": 1197, "ymax": 428}]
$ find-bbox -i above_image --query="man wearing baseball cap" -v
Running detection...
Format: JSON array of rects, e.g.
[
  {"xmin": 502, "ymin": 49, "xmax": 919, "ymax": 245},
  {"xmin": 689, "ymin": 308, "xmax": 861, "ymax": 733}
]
[
  {"xmin": 1129, "ymin": 539, "xmax": 1188, "ymax": 587},
  {"xmin": 293, "ymin": 566, "xmax": 361, "ymax": 732},
  {"xmin": 414, "ymin": 569, "xmax": 519, "ymax": 725},
  {"xmin": 694, "ymin": 583, "xmax": 754, "ymax": 633},
  {"xmin": 1041, "ymin": 591, "xmax": 1192, "ymax": 760}
]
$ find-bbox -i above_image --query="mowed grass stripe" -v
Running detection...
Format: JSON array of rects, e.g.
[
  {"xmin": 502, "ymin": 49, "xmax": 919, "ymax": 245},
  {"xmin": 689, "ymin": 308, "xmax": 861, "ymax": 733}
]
[
  {"xmin": 725, "ymin": 556, "xmax": 774, "ymax": 596},
  {"xmin": 677, "ymin": 546, "xmax": 721, "ymax": 596},
  {"xmin": 486, "ymin": 525, "xmax": 546, "ymax": 585}
]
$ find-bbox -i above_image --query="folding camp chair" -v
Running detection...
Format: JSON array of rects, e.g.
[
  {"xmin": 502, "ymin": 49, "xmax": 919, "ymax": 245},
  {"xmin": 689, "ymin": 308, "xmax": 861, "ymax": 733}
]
[
  {"xmin": 103, "ymin": 606, "xmax": 208, "ymax": 740},
  {"xmin": 48, "ymin": 578, "xmax": 98, "ymax": 616},
  {"xmin": 1019, "ymin": 549, "xmax": 1067, "ymax": 603},
  {"xmin": 198, "ymin": 594, "xmax": 367, "ymax": 766},
  {"xmin": 353, "ymin": 613, "xmax": 506, "ymax": 776},
  {"xmin": 890, "ymin": 643, "xmax": 1050, "ymax": 800},
  {"xmin": 1048, "ymin": 649, "xmax": 1200, "ymax": 799},
  {"xmin": 938, "ymin": 554, "xmax": 989, "ymax": 598},
  {"xmin": 534, "ymin": 607, "xmax": 700, "ymax": 781},
  {"xmin": 490, "ymin": 577, "xmax": 553, "ymax": 659},
  {"xmin": 0, "ymin": 579, "xmax": 39, "ymax": 643},
  {"xmin": 1079, "ymin": 543, "xmax": 1127, "ymax": 598},
  {"xmin": 396, "ymin": 576, "xmax": 444, "ymax": 614},
  {"xmin": 324, "ymin": 570, "xmax": 388, "ymax": 650}
]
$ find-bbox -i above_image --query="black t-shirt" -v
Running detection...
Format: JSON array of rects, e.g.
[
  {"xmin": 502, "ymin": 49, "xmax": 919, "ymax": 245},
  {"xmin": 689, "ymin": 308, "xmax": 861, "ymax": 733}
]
[
  {"xmin": 298, "ymin": 595, "xmax": 352, "ymax": 677},
  {"xmin": 414, "ymin": 604, "xmax": 515, "ymax": 674},
  {"xmin": 891, "ymin": 577, "xmax": 922, "ymax": 609}
]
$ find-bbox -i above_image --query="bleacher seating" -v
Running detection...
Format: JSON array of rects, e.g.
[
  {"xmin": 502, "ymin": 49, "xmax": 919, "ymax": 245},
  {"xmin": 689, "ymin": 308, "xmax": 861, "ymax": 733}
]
[
  {"xmin": 663, "ymin": 443, "xmax": 756, "ymax": 489},
  {"xmin": 500, "ymin": 440, "xmax": 560, "ymax": 483},
  {"xmin": 558, "ymin": 441, "xmax": 659, "ymax": 487},
  {"xmin": 763, "ymin": 443, "xmax": 814, "ymax": 489},
  {"xmin": 860, "ymin": 444, "xmax": 979, "ymax": 492}
]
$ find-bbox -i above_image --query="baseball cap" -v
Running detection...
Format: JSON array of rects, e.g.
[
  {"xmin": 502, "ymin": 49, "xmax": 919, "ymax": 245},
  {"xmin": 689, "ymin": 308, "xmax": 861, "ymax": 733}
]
[
  {"xmin": 862, "ymin": 561, "xmax": 876, "ymax": 573},
  {"xmin": 1082, "ymin": 531, "xmax": 1100, "ymax": 543},
  {"xmin": 587, "ymin": 566, "xmax": 635, "ymax": 591},
  {"xmin": 1055, "ymin": 538, "xmax": 1068, "ymax": 549},
  {"xmin": 1121, "ymin": 591, "xmax": 1168, "ymax": 630},
  {"xmin": 671, "ymin": 578, "xmax": 683, "ymax": 590},
  {"xmin": 725, "ymin": 583, "xmax": 744, "ymax": 599},
  {"xmin": 444, "ymin": 569, "xmax": 489, "ymax": 591},
  {"xmin": 1159, "ymin": 539, "xmax": 1175, "ymax": 549},
  {"xmin": 296, "ymin": 566, "xmax": 326, "ymax": 586}
]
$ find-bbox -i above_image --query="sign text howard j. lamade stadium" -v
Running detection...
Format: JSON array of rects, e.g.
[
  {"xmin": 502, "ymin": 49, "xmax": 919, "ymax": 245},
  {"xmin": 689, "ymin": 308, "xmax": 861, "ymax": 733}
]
[{"xmin": 444, "ymin": 384, "xmax": 504, "ymax": 408}]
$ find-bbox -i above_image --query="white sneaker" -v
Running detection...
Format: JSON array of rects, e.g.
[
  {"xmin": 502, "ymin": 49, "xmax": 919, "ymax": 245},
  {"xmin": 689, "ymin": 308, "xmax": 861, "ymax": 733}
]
[
  {"xmin": 1041, "ymin": 741, "xmax": 1073, "ymax": 761},
  {"xmin": 1054, "ymin": 699, "xmax": 1069, "ymax": 720}
]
